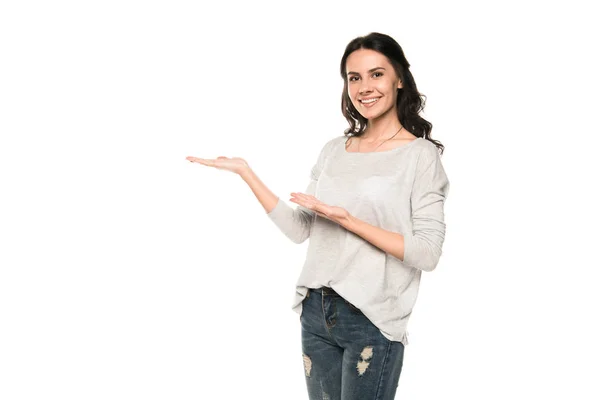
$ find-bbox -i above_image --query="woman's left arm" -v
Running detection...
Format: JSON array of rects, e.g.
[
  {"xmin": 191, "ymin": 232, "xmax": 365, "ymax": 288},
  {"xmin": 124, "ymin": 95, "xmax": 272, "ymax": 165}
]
[
  {"xmin": 339, "ymin": 145, "xmax": 450, "ymax": 272},
  {"xmin": 290, "ymin": 143, "xmax": 449, "ymax": 272},
  {"xmin": 337, "ymin": 216, "xmax": 408, "ymax": 263}
]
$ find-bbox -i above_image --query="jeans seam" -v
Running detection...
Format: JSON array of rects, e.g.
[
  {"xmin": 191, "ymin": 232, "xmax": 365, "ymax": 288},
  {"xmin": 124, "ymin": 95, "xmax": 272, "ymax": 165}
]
[
  {"xmin": 322, "ymin": 291, "xmax": 338, "ymax": 340},
  {"xmin": 373, "ymin": 340, "xmax": 392, "ymax": 400}
]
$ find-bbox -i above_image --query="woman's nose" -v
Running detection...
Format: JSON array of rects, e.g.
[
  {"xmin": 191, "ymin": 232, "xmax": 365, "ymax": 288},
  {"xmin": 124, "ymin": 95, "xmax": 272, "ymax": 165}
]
[{"xmin": 359, "ymin": 83, "xmax": 372, "ymax": 94}]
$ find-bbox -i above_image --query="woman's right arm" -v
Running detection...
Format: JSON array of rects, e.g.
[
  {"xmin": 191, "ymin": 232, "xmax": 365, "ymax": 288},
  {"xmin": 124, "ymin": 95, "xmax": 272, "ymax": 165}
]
[
  {"xmin": 240, "ymin": 167, "xmax": 314, "ymax": 244},
  {"xmin": 248, "ymin": 137, "xmax": 338, "ymax": 243},
  {"xmin": 188, "ymin": 137, "xmax": 337, "ymax": 243},
  {"xmin": 239, "ymin": 168, "xmax": 280, "ymax": 214}
]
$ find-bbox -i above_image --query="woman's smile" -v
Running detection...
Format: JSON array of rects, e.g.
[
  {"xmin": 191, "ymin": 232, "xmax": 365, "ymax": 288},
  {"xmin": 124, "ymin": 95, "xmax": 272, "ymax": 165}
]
[{"xmin": 359, "ymin": 97, "xmax": 381, "ymax": 107}]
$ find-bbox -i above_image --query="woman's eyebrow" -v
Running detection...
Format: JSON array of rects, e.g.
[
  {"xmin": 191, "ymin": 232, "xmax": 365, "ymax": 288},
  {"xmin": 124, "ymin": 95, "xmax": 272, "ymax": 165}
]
[{"xmin": 347, "ymin": 67, "xmax": 386, "ymax": 75}]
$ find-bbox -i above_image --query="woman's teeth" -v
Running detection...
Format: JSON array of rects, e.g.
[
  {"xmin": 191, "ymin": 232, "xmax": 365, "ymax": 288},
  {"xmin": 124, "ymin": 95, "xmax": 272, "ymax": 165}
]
[{"xmin": 360, "ymin": 98, "xmax": 379, "ymax": 107}]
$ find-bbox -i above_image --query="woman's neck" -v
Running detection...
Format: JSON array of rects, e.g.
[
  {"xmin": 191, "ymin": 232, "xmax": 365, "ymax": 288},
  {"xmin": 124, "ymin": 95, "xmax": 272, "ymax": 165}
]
[{"xmin": 363, "ymin": 114, "xmax": 403, "ymax": 142}]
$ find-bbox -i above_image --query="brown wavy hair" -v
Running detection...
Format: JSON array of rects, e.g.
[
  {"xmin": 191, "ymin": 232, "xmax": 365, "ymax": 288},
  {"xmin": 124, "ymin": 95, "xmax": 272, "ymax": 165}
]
[{"xmin": 340, "ymin": 32, "xmax": 444, "ymax": 155}]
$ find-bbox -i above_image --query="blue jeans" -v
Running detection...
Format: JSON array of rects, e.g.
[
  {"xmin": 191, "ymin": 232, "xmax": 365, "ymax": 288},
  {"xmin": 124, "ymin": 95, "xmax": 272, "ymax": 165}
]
[{"xmin": 300, "ymin": 287, "xmax": 405, "ymax": 400}]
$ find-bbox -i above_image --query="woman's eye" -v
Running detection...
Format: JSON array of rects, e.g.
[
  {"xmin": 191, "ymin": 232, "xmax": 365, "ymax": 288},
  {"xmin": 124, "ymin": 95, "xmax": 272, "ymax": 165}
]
[{"xmin": 349, "ymin": 72, "xmax": 382, "ymax": 82}]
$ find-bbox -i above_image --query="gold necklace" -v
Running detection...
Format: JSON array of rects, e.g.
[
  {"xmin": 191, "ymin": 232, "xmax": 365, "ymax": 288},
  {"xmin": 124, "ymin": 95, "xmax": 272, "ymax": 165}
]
[{"xmin": 358, "ymin": 126, "xmax": 404, "ymax": 152}]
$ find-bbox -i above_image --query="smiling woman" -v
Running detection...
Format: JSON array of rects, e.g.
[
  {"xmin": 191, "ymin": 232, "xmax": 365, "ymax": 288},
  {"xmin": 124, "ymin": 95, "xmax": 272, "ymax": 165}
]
[
  {"xmin": 267, "ymin": 32, "xmax": 449, "ymax": 400},
  {"xmin": 187, "ymin": 31, "xmax": 449, "ymax": 400},
  {"xmin": 340, "ymin": 33, "xmax": 445, "ymax": 155}
]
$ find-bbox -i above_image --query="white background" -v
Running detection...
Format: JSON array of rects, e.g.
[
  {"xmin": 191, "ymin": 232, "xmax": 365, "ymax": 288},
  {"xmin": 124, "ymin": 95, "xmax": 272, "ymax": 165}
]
[{"xmin": 1, "ymin": 0, "xmax": 599, "ymax": 399}]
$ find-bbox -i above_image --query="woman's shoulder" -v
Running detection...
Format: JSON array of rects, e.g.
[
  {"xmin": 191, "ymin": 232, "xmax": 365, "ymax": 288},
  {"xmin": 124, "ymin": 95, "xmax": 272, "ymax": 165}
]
[
  {"xmin": 414, "ymin": 137, "xmax": 442, "ymax": 155},
  {"xmin": 318, "ymin": 135, "xmax": 347, "ymax": 154}
]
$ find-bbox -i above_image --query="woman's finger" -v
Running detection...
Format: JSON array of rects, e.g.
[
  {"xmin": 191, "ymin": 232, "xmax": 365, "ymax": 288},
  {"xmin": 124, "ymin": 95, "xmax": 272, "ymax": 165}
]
[
  {"xmin": 186, "ymin": 155, "xmax": 249, "ymax": 175},
  {"xmin": 291, "ymin": 192, "xmax": 317, "ymax": 201},
  {"xmin": 187, "ymin": 157, "xmax": 215, "ymax": 166}
]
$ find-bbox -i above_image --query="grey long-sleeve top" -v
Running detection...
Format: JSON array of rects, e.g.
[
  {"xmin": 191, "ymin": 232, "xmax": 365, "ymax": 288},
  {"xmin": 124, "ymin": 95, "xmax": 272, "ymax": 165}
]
[{"xmin": 267, "ymin": 135, "xmax": 450, "ymax": 345}]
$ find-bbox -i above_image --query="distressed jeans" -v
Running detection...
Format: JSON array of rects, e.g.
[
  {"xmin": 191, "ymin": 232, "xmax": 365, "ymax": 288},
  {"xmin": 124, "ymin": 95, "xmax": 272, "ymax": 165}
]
[{"xmin": 300, "ymin": 287, "xmax": 405, "ymax": 400}]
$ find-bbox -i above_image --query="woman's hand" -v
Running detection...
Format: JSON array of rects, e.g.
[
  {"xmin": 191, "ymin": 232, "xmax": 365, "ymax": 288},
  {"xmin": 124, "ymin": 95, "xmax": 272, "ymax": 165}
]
[
  {"xmin": 186, "ymin": 155, "xmax": 250, "ymax": 176},
  {"xmin": 289, "ymin": 192, "xmax": 350, "ymax": 224}
]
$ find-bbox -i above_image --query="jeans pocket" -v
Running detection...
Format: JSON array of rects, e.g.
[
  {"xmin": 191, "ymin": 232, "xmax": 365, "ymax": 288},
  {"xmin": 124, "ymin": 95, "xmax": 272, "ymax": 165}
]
[{"xmin": 300, "ymin": 293, "xmax": 309, "ymax": 319}]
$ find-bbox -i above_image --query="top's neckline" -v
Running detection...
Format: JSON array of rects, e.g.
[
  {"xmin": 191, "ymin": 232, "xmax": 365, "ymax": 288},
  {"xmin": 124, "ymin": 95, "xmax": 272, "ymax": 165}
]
[{"xmin": 342, "ymin": 136, "xmax": 423, "ymax": 154}]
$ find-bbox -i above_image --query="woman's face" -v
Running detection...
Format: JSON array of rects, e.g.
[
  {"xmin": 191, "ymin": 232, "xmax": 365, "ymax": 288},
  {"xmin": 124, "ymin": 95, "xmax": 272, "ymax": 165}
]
[{"xmin": 346, "ymin": 49, "xmax": 403, "ymax": 120}]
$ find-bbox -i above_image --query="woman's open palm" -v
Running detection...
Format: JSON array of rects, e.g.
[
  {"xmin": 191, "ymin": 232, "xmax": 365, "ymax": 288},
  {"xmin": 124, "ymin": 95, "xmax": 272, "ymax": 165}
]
[
  {"xmin": 290, "ymin": 192, "xmax": 350, "ymax": 223},
  {"xmin": 186, "ymin": 155, "xmax": 249, "ymax": 175}
]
